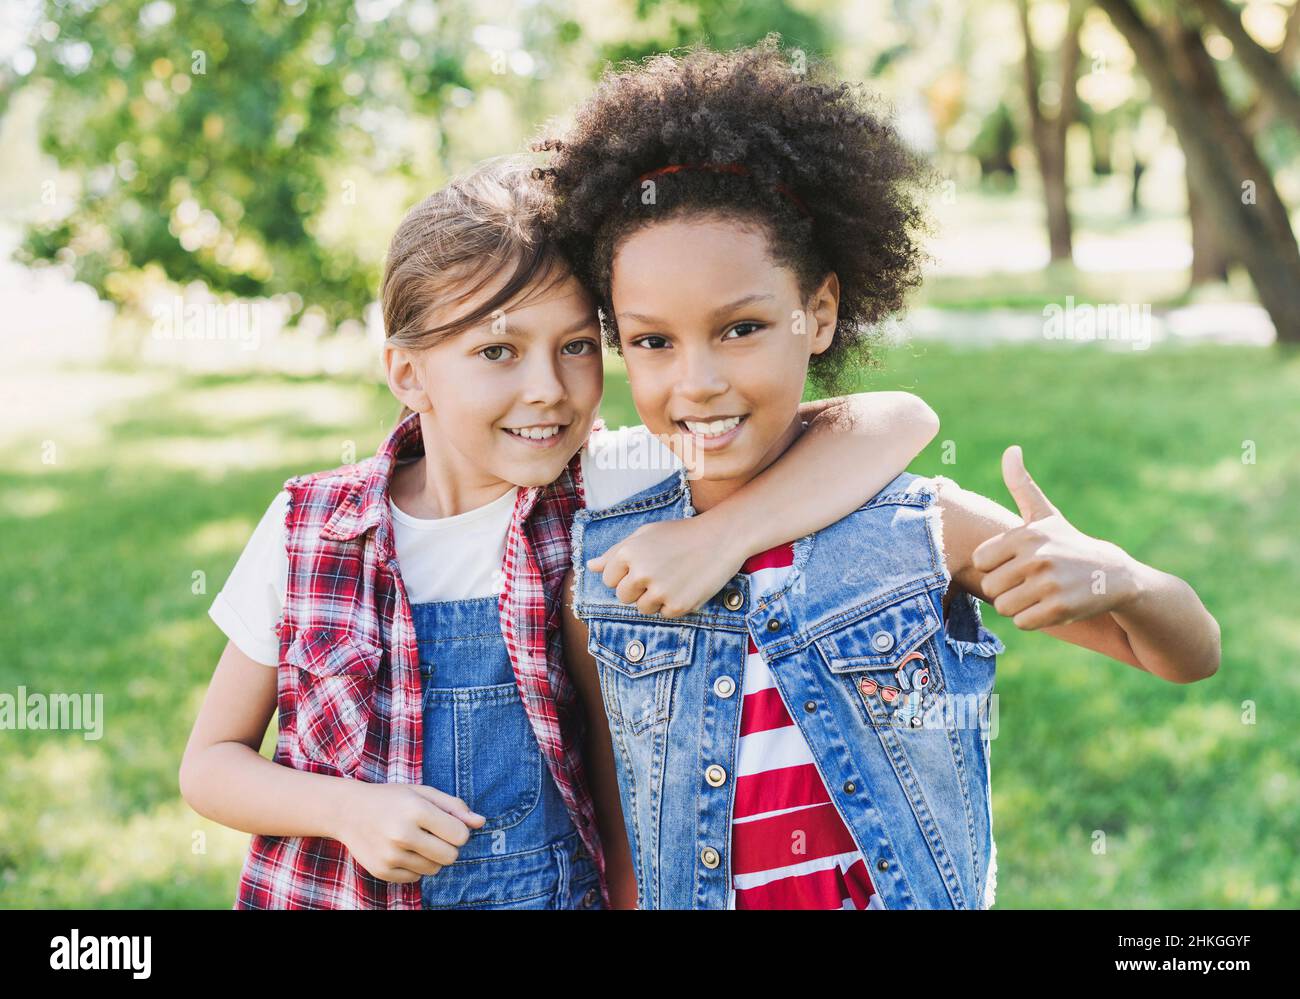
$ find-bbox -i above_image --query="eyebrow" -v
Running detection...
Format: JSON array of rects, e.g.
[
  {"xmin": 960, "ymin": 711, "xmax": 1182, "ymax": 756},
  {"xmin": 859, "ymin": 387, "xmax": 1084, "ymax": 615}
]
[
  {"xmin": 471, "ymin": 312, "xmax": 601, "ymax": 339},
  {"xmin": 618, "ymin": 292, "xmax": 776, "ymax": 326}
]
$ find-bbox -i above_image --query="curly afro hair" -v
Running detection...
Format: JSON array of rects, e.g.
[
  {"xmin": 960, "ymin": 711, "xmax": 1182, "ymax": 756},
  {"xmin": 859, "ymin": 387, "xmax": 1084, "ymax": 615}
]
[{"xmin": 534, "ymin": 34, "xmax": 934, "ymax": 392}]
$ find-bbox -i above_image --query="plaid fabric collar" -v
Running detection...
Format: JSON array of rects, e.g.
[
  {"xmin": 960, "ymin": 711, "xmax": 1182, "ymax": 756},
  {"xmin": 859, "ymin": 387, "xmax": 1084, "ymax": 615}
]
[{"xmin": 319, "ymin": 412, "xmax": 424, "ymax": 560}]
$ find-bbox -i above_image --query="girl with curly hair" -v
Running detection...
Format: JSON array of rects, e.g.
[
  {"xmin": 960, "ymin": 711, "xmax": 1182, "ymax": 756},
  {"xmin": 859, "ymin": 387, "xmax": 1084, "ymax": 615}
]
[{"xmin": 545, "ymin": 36, "xmax": 1220, "ymax": 910}]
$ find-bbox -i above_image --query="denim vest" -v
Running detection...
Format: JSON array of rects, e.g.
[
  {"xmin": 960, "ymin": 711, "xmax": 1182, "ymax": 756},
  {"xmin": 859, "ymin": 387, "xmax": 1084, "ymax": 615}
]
[
  {"xmin": 412, "ymin": 596, "xmax": 603, "ymax": 909},
  {"xmin": 570, "ymin": 470, "xmax": 1004, "ymax": 910}
]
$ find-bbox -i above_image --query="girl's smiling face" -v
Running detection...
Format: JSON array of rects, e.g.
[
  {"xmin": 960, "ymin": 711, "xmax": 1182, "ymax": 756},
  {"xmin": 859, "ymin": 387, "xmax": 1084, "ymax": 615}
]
[
  {"xmin": 386, "ymin": 266, "xmax": 604, "ymax": 502},
  {"xmin": 610, "ymin": 216, "xmax": 839, "ymax": 510}
]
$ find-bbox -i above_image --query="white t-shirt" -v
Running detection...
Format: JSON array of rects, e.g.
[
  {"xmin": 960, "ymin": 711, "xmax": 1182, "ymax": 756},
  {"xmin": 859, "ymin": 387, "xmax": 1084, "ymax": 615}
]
[{"xmin": 209, "ymin": 424, "xmax": 680, "ymax": 666}]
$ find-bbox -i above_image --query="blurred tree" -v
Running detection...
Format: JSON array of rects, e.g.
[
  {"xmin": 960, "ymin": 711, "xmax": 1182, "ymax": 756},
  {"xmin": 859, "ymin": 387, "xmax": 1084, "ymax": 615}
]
[
  {"xmin": 1188, "ymin": 0, "xmax": 1298, "ymax": 288},
  {"xmin": 1191, "ymin": 0, "xmax": 1300, "ymax": 127},
  {"xmin": 1018, "ymin": 0, "xmax": 1085, "ymax": 261},
  {"xmin": 1094, "ymin": 0, "xmax": 1300, "ymax": 340},
  {"xmin": 596, "ymin": 0, "xmax": 831, "ymax": 66},
  {"xmin": 7, "ymin": 0, "xmax": 579, "ymax": 325},
  {"xmin": 971, "ymin": 100, "xmax": 1020, "ymax": 183},
  {"xmin": 1239, "ymin": 1, "xmax": 1300, "ymax": 135}
]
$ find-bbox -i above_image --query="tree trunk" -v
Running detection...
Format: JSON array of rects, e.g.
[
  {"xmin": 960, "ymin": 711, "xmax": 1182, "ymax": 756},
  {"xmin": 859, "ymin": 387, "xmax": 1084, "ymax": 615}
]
[
  {"xmin": 1170, "ymin": 20, "xmax": 1234, "ymax": 285},
  {"xmin": 1095, "ymin": 0, "xmax": 1300, "ymax": 341},
  {"xmin": 1019, "ymin": 0, "xmax": 1083, "ymax": 262},
  {"xmin": 1091, "ymin": 116, "xmax": 1114, "ymax": 175},
  {"xmin": 1188, "ymin": 177, "xmax": 1230, "ymax": 284}
]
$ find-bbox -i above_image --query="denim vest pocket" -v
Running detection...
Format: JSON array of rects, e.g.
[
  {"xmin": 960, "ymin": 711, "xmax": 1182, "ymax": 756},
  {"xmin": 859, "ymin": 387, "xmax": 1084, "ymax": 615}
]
[
  {"xmin": 814, "ymin": 589, "xmax": 947, "ymax": 729},
  {"xmin": 286, "ymin": 629, "xmax": 381, "ymax": 776},
  {"xmin": 587, "ymin": 618, "xmax": 694, "ymax": 735}
]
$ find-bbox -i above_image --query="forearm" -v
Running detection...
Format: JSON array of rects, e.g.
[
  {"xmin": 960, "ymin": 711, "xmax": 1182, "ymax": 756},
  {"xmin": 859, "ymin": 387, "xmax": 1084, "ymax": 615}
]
[
  {"xmin": 698, "ymin": 391, "xmax": 939, "ymax": 556},
  {"xmin": 1109, "ymin": 559, "xmax": 1221, "ymax": 683},
  {"xmin": 180, "ymin": 741, "xmax": 357, "ymax": 840}
]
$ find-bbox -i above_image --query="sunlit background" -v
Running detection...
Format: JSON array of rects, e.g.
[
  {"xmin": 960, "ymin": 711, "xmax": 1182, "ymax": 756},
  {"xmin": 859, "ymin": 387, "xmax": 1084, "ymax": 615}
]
[{"xmin": 1, "ymin": 0, "xmax": 1297, "ymax": 908}]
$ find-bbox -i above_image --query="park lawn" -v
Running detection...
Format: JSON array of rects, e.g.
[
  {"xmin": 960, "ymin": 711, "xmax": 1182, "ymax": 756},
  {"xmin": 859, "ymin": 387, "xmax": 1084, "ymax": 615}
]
[{"xmin": 1, "ymin": 340, "xmax": 1296, "ymax": 908}]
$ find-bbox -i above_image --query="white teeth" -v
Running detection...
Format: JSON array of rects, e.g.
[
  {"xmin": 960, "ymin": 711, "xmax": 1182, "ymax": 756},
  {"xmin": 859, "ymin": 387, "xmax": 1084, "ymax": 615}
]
[
  {"xmin": 507, "ymin": 425, "xmax": 561, "ymax": 440},
  {"xmin": 684, "ymin": 416, "xmax": 742, "ymax": 437}
]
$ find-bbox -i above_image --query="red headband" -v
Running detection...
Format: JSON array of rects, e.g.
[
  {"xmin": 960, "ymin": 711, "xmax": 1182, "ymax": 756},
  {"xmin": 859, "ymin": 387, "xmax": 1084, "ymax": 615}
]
[{"xmin": 635, "ymin": 162, "xmax": 811, "ymax": 218}]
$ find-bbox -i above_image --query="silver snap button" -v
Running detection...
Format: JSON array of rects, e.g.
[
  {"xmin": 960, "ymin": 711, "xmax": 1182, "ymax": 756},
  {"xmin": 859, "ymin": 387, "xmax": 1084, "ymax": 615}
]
[
  {"xmin": 871, "ymin": 632, "xmax": 895, "ymax": 653},
  {"xmin": 701, "ymin": 846, "xmax": 720, "ymax": 869},
  {"xmin": 705, "ymin": 764, "xmax": 727, "ymax": 787},
  {"xmin": 625, "ymin": 639, "xmax": 645, "ymax": 663},
  {"xmin": 766, "ymin": 618, "xmax": 781, "ymax": 632},
  {"xmin": 713, "ymin": 676, "xmax": 736, "ymax": 698},
  {"xmin": 722, "ymin": 588, "xmax": 744, "ymax": 611}
]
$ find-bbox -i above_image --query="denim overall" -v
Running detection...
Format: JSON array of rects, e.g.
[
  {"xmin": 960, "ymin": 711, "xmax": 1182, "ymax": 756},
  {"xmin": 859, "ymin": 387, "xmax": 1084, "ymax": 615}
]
[
  {"xmin": 571, "ymin": 470, "xmax": 1004, "ymax": 910},
  {"xmin": 412, "ymin": 596, "xmax": 603, "ymax": 909}
]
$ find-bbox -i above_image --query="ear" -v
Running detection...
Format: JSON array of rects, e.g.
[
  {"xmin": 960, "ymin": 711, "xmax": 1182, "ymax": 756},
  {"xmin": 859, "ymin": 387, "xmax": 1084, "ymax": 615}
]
[
  {"xmin": 807, "ymin": 271, "xmax": 840, "ymax": 356},
  {"xmin": 383, "ymin": 342, "xmax": 432, "ymax": 415}
]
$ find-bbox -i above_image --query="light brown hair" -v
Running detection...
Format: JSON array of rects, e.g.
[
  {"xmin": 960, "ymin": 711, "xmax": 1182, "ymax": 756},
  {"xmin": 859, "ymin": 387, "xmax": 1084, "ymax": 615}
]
[{"xmin": 382, "ymin": 155, "xmax": 573, "ymax": 423}]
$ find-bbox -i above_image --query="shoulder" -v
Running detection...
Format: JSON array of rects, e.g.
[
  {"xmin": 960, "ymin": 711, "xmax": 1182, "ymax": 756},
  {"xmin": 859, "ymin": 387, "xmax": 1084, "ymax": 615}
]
[
  {"xmin": 281, "ymin": 458, "xmax": 374, "ymax": 522},
  {"xmin": 237, "ymin": 488, "xmax": 293, "ymax": 554},
  {"xmin": 570, "ymin": 469, "xmax": 686, "ymax": 581},
  {"xmin": 579, "ymin": 424, "xmax": 682, "ymax": 511},
  {"xmin": 923, "ymin": 475, "xmax": 1021, "ymax": 580},
  {"xmin": 285, "ymin": 458, "xmax": 372, "ymax": 496}
]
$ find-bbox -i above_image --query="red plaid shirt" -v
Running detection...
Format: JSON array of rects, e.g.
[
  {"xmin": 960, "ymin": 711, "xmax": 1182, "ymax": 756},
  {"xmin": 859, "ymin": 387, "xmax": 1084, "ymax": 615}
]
[{"xmin": 234, "ymin": 413, "xmax": 606, "ymax": 908}]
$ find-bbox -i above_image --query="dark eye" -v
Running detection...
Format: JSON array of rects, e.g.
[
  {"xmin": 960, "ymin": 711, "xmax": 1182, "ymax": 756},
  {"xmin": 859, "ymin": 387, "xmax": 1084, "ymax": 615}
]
[
  {"xmin": 479, "ymin": 344, "xmax": 513, "ymax": 361},
  {"xmin": 724, "ymin": 322, "xmax": 765, "ymax": 339},
  {"xmin": 562, "ymin": 338, "xmax": 598, "ymax": 356},
  {"xmin": 631, "ymin": 334, "xmax": 669, "ymax": 350}
]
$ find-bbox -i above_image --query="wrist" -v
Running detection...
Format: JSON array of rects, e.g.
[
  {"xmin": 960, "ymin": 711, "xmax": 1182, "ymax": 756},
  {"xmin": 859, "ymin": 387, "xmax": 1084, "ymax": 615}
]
[
  {"xmin": 323, "ymin": 776, "xmax": 360, "ymax": 843},
  {"xmin": 690, "ymin": 503, "xmax": 759, "ymax": 560},
  {"xmin": 1112, "ymin": 549, "xmax": 1159, "ymax": 614}
]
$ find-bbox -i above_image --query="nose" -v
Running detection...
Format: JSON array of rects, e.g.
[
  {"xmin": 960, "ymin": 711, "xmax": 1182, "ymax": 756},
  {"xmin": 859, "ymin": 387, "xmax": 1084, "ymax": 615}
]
[
  {"xmin": 675, "ymin": 342, "xmax": 728, "ymax": 406},
  {"xmin": 519, "ymin": 350, "xmax": 567, "ymax": 408}
]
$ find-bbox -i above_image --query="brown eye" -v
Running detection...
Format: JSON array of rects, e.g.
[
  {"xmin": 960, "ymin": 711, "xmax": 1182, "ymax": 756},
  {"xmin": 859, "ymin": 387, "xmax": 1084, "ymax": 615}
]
[{"xmin": 480, "ymin": 345, "xmax": 511, "ymax": 361}]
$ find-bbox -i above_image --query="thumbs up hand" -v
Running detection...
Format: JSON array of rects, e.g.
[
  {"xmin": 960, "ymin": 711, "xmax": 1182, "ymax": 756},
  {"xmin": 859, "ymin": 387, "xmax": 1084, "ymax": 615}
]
[{"xmin": 970, "ymin": 446, "xmax": 1138, "ymax": 630}]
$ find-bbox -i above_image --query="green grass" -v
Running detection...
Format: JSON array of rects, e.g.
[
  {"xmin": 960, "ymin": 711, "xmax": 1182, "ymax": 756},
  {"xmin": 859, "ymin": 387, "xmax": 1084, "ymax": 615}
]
[{"xmin": 2, "ymin": 341, "xmax": 1297, "ymax": 908}]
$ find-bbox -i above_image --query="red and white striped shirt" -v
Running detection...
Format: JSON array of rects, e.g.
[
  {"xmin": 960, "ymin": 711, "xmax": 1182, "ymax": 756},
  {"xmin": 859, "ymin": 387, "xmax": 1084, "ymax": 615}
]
[{"xmin": 728, "ymin": 542, "xmax": 885, "ymax": 910}]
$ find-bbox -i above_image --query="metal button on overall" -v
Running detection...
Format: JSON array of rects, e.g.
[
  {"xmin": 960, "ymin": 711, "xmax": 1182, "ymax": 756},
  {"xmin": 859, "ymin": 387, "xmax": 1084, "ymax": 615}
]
[
  {"xmin": 766, "ymin": 618, "xmax": 781, "ymax": 632},
  {"xmin": 713, "ymin": 676, "xmax": 735, "ymax": 698},
  {"xmin": 722, "ymin": 588, "xmax": 744, "ymax": 611},
  {"xmin": 705, "ymin": 765, "xmax": 727, "ymax": 787},
  {"xmin": 877, "ymin": 858, "xmax": 890, "ymax": 872},
  {"xmin": 871, "ymin": 631, "xmax": 895, "ymax": 653},
  {"xmin": 701, "ymin": 847, "xmax": 721, "ymax": 869},
  {"xmin": 804, "ymin": 700, "xmax": 817, "ymax": 713},
  {"xmin": 844, "ymin": 781, "xmax": 856, "ymax": 794},
  {"xmin": 625, "ymin": 639, "xmax": 645, "ymax": 663}
]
